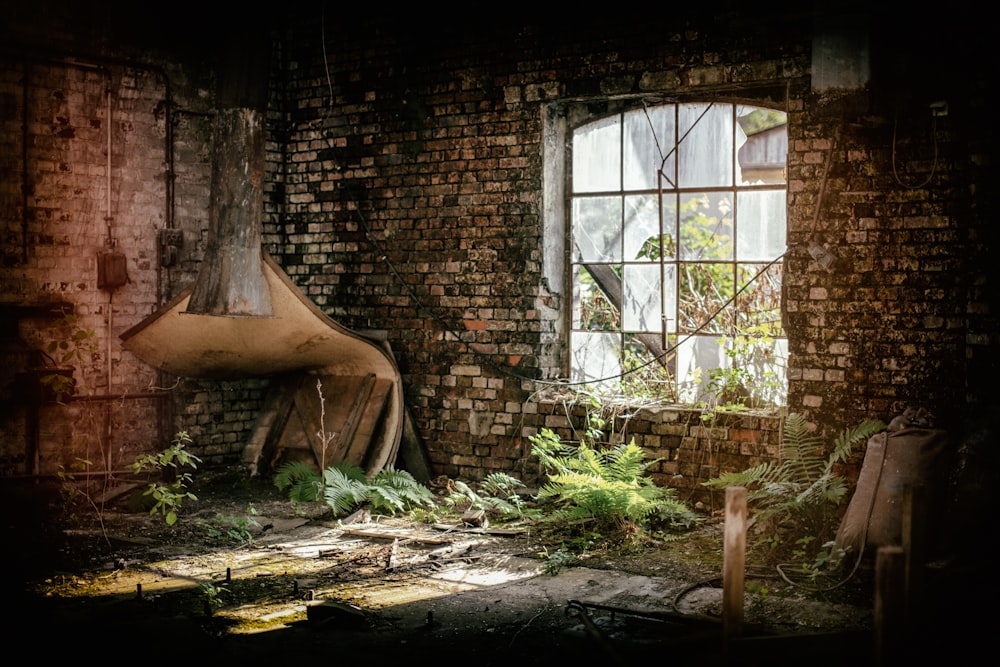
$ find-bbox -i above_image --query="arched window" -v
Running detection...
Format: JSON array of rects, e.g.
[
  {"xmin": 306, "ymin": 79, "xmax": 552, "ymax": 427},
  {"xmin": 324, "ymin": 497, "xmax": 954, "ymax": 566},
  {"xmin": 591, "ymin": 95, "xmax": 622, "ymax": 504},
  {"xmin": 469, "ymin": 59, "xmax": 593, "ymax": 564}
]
[{"xmin": 568, "ymin": 102, "xmax": 788, "ymax": 407}]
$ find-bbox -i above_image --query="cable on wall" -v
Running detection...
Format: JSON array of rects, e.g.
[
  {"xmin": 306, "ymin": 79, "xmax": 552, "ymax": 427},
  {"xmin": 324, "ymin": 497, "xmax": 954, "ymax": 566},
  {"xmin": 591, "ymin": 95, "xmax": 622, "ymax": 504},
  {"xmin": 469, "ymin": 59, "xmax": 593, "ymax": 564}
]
[
  {"xmin": 351, "ymin": 205, "xmax": 785, "ymax": 390},
  {"xmin": 891, "ymin": 106, "xmax": 940, "ymax": 190}
]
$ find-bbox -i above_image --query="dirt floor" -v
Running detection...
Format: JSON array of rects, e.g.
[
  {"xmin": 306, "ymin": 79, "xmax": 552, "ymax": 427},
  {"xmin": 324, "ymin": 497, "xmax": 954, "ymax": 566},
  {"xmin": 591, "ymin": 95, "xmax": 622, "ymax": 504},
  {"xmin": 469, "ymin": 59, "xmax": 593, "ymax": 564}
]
[{"xmin": 1, "ymin": 469, "xmax": 987, "ymax": 666}]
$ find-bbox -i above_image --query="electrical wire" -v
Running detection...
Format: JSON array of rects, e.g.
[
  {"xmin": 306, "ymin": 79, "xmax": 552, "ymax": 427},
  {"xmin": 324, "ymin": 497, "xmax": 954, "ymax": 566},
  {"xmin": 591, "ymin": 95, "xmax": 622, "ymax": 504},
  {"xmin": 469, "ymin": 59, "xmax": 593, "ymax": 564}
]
[
  {"xmin": 891, "ymin": 108, "xmax": 939, "ymax": 190},
  {"xmin": 351, "ymin": 205, "xmax": 785, "ymax": 389}
]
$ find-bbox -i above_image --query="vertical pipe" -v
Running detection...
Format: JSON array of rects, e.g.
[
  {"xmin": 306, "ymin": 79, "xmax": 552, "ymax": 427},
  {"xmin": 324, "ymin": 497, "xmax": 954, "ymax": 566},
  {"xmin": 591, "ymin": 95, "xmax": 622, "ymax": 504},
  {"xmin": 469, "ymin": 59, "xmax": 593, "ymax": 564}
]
[
  {"xmin": 105, "ymin": 81, "xmax": 114, "ymax": 471},
  {"xmin": 21, "ymin": 61, "xmax": 29, "ymax": 264}
]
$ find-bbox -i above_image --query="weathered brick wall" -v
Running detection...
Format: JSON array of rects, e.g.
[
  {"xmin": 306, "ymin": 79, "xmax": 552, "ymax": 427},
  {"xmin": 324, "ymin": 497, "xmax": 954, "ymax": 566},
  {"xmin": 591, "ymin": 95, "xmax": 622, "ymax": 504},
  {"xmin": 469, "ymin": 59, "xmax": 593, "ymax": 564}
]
[
  {"xmin": 0, "ymin": 57, "xmax": 173, "ymax": 474},
  {"xmin": 267, "ymin": 13, "xmax": 994, "ymax": 491},
  {"xmin": 0, "ymin": 38, "xmax": 262, "ymax": 473},
  {"xmin": 524, "ymin": 401, "xmax": 784, "ymax": 508},
  {"xmin": 2, "ymin": 9, "xmax": 995, "ymax": 495}
]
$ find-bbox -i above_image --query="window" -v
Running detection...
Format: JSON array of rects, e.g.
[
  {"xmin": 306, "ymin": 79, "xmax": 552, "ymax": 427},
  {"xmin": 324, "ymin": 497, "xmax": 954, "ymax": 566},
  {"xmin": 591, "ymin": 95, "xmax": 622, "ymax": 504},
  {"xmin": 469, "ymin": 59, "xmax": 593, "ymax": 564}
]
[{"xmin": 568, "ymin": 102, "xmax": 788, "ymax": 407}]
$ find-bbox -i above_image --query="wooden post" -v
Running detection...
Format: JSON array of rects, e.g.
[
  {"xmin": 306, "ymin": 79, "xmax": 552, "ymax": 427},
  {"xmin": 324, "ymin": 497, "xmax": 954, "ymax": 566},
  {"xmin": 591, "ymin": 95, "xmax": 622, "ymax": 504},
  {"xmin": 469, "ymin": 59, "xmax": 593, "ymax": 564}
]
[
  {"xmin": 723, "ymin": 486, "xmax": 747, "ymax": 645},
  {"xmin": 874, "ymin": 545, "xmax": 906, "ymax": 666},
  {"xmin": 902, "ymin": 483, "xmax": 925, "ymax": 625}
]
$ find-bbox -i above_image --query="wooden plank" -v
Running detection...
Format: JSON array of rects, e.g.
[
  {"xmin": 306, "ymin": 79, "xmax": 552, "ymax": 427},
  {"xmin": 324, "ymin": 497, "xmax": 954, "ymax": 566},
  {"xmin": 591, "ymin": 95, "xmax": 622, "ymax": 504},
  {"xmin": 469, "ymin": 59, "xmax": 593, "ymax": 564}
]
[
  {"xmin": 723, "ymin": 486, "xmax": 747, "ymax": 645},
  {"xmin": 875, "ymin": 546, "xmax": 906, "ymax": 666},
  {"xmin": 346, "ymin": 377, "xmax": 391, "ymax": 467},
  {"xmin": 242, "ymin": 373, "xmax": 300, "ymax": 476},
  {"xmin": 334, "ymin": 374, "xmax": 377, "ymax": 466}
]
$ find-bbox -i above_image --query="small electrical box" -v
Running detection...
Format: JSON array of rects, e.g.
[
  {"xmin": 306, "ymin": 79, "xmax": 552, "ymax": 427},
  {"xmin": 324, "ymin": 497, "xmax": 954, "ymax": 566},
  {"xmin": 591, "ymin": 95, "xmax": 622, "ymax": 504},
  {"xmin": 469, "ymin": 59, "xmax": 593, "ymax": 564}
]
[
  {"xmin": 159, "ymin": 228, "xmax": 183, "ymax": 268},
  {"xmin": 97, "ymin": 250, "xmax": 129, "ymax": 290}
]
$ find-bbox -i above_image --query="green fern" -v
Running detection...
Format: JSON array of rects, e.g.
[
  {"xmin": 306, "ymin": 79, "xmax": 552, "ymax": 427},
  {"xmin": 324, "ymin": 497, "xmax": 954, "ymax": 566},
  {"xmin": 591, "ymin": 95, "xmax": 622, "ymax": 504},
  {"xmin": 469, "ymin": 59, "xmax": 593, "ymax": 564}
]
[
  {"xmin": 444, "ymin": 473, "xmax": 527, "ymax": 519},
  {"xmin": 702, "ymin": 412, "xmax": 886, "ymax": 561},
  {"xmin": 531, "ymin": 427, "xmax": 696, "ymax": 531},
  {"xmin": 273, "ymin": 460, "xmax": 325, "ymax": 502},
  {"xmin": 275, "ymin": 460, "xmax": 435, "ymax": 517},
  {"xmin": 364, "ymin": 465, "xmax": 436, "ymax": 515},
  {"xmin": 322, "ymin": 462, "xmax": 371, "ymax": 514}
]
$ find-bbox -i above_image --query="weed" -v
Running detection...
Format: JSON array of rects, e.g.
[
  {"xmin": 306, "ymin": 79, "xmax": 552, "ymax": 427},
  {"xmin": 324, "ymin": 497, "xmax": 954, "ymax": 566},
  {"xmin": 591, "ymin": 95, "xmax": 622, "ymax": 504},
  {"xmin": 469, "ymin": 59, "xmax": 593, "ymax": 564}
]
[
  {"xmin": 131, "ymin": 431, "xmax": 202, "ymax": 526},
  {"xmin": 197, "ymin": 507, "xmax": 261, "ymax": 546},
  {"xmin": 539, "ymin": 547, "xmax": 579, "ymax": 575},
  {"xmin": 702, "ymin": 412, "xmax": 885, "ymax": 567},
  {"xmin": 275, "ymin": 460, "xmax": 435, "ymax": 518},
  {"xmin": 200, "ymin": 582, "xmax": 229, "ymax": 614}
]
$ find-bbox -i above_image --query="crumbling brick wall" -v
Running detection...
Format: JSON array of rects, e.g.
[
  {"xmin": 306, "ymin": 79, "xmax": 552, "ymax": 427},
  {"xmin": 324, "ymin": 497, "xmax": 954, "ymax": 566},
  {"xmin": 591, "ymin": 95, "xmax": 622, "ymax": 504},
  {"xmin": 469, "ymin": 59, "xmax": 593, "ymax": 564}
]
[
  {"xmin": 2, "ymin": 10, "xmax": 994, "ymax": 494},
  {"xmin": 267, "ymin": 13, "xmax": 994, "ymax": 490}
]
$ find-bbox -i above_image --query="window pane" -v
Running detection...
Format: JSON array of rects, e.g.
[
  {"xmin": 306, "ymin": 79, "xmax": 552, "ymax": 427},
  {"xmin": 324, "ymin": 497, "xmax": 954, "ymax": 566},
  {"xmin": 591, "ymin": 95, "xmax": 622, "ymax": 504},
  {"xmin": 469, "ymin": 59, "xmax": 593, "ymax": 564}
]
[
  {"xmin": 624, "ymin": 106, "xmax": 675, "ymax": 190},
  {"xmin": 622, "ymin": 263, "xmax": 661, "ymax": 332},
  {"xmin": 679, "ymin": 192, "xmax": 734, "ymax": 261},
  {"xmin": 572, "ymin": 196, "xmax": 622, "ymax": 262},
  {"xmin": 736, "ymin": 106, "xmax": 787, "ymax": 186},
  {"xmin": 571, "ymin": 331, "xmax": 622, "ymax": 386},
  {"xmin": 723, "ymin": 333, "xmax": 788, "ymax": 408},
  {"xmin": 573, "ymin": 115, "xmax": 620, "ymax": 193},
  {"xmin": 736, "ymin": 190, "xmax": 786, "ymax": 261},
  {"xmin": 621, "ymin": 333, "xmax": 678, "ymax": 402},
  {"xmin": 573, "ymin": 265, "xmax": 620, "ymax": 330},
  {"xmin": 737, "ymin": 262, "xmax": 783, "ymax": 336},
  {"xmin": 675, "ymin": 334, "xmax": 727, "ymax": 403},
  {"xmin": 678, "ymin": 103, "xmax": 733, "ymax": 188},
  {"xmin": 624, "ymin": 194, "xmax": 669, "ymax": 261},
  {"xmin": 678, "ymin": 262, "xmax": 733, "ymax": 334}
]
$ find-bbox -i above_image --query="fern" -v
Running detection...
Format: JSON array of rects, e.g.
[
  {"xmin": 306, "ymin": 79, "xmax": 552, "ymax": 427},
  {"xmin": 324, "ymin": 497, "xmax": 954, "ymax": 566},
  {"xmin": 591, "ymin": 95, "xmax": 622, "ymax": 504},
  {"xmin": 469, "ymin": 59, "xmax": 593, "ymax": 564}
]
[
  {"xmin": 276, "ymin": 460, "xmax": 435, "ymax": 518},
  {"xmin": 531, "ymin": 429, "xmax": 696, "ymax": 531},
  {"xmin": 702, "ymin": 412, "xmax": 886, "ymax": 562},
  {"xmin": 322, "ymin": 462, "xmax": 370, "ymax": 514},
  {"xmin": 444, "ymin": 473, "xmax": 527, "ymax": 519},
  {"xmin": 366, "ymin": 465, "xmax": 436, "ymax": 515},
  {"xmin": 273, "ymin": 460, "xmax": 325, "ymax": 502}
]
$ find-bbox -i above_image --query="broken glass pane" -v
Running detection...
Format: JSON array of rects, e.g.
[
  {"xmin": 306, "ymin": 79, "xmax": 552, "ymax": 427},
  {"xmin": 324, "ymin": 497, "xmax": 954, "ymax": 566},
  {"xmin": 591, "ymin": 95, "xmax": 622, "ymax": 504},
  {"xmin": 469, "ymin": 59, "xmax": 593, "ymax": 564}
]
[
  {"xmin": 679, "ymin": 192, "xmax": 734, "ymax": 262},
  {"xmin": 678, "ymin": 103, "xmax": 733, "ymax": 188},
  {"xmin": 572, "ymin": 196, "xmax": 621, "ymax": 262},
  {"xmin": 624, "ymin": 105, "xmax": 676, "ymax": 190},
  {"xmin": 736, "ymin": 190, "xmax": 786, "ymax": 261},
  {"xmin": 573, "ymin": 115, "xmax": 621, "ymax": 193}
]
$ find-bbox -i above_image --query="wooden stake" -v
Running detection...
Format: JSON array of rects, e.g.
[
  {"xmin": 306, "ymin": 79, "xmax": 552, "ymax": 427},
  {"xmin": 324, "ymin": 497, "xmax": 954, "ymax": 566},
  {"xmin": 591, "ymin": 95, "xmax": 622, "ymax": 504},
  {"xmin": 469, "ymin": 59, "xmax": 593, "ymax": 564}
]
[
  {"xmin": 875, "ymin": 545, "xmax": 906, "ymax": 666},
  {"xmin": 723, "ymin": 486, "xmax": 747, "ymax": 644}
]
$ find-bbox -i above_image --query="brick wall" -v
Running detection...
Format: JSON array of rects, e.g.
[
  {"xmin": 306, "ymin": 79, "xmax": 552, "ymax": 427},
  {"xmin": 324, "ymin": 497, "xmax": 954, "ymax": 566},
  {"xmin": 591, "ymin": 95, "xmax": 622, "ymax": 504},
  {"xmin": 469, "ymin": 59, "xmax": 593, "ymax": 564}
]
[
  {"xmin": 0, "ymin": 57, "xmax": 174, "ymax": 474},
  {"xmin": 2, "ymin": 9, "xmax": 995, "ymax": 494},
  {"xmin": 266, "ymin": 13, "xmax": 994, "ymax": 490}
]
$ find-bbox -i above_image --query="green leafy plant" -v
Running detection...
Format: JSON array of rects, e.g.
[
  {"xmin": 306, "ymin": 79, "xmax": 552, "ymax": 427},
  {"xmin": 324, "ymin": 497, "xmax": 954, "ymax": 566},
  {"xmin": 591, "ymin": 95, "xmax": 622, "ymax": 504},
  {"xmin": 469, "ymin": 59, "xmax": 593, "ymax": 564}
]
[
  {"xmin": 38, "ymin": 312, "xmax": 98, "ymax": 403},
  {"xmin": 274, "ymin": 460, "xmax": 435, "ymax": 518},
  {"xmin": 200, "ymin": 582, "xmax": 229, "ymax": 614},
  {"xmin": 529, "ymin": 410, "xmax": 698, "ymax": 534},
  {"xmin": 701, "ymin": 412, "xmax": 885, "ymax": 565},
  {"xmin": 131, "ymin": 431, "xmax": 202, "ymax": 526},
  {"xmin": 539, "ymin": 547, "xmax": 579, "ymax": 575},
  {"xmin": 273, "ymin": 460, "xmax": 326, "ymax": 502},
  {"xmin": 443, "ymin": 472, "xmax": 528, "ymax": 519},
  {"xmin": 196, "ymin": 506, "xmax": 261, "ymax": 546},
  {"xmin": 747, "ymin": 581, "xmax": 770, "ymax": 616}
]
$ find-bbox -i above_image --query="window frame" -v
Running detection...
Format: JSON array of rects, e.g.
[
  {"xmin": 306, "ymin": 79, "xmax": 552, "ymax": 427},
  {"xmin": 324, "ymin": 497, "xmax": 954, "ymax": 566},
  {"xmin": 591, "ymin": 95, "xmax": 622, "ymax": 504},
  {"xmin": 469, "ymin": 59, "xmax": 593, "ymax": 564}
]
[{"xmin": 561, "ymin": 99, "xmax": 789, "ymax": 407}]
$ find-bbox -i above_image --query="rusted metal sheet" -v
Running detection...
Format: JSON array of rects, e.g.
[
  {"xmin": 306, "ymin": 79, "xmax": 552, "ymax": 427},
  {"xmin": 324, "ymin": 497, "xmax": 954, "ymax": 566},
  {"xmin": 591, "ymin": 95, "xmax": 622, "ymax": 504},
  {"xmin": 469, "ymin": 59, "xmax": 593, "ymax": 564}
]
[{"xmin": 120, "ymin": 252, "xmax": 404, "ymax": 474}]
